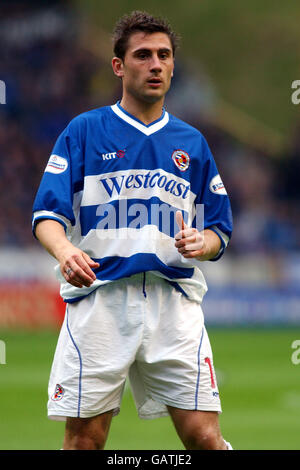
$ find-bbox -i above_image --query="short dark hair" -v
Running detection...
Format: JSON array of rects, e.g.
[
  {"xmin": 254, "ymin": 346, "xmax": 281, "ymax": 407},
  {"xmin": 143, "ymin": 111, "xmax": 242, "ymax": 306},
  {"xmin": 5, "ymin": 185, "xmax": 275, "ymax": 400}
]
[{"xmin": 112, "ymin": 10, "xmax": 180, "ymax": 60}]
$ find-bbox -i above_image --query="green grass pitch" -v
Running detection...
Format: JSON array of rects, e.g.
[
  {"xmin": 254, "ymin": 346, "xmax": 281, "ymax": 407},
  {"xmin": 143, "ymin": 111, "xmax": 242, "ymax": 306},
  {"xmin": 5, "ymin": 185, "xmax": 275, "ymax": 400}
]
[{"xmin": 0, "ymin": 327, "xmax": 299, "ymax": 450}]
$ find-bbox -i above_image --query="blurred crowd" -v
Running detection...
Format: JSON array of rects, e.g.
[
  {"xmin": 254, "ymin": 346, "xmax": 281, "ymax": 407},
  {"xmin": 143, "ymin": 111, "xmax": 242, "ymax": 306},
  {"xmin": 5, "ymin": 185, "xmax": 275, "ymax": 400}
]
[
  {"xmin": 1, "ymin": 2, "xmax": 299, "ymax": 256},
  {"xmin": 0, "ymin": 2, "xmax": 119, "ymax": 245}
]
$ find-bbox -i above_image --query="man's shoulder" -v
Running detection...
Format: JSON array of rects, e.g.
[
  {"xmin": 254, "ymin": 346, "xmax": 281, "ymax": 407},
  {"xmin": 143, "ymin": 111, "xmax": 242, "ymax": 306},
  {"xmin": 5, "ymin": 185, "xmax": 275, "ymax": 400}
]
[
  {"xmin": 167, "ymin": 112, "xmax": 204, "ymax": 138},
  {"xmin": 68, "ymin": 105, "xmax": 112, "ymax": 128}
]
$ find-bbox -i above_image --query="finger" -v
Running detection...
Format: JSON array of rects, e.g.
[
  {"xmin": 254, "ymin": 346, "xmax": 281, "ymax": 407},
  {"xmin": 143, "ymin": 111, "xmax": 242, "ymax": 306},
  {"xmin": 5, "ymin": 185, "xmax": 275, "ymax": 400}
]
[
  {"xmin": 184, "ymin": 241, "xmax": 204, "ymax": 251},
  {"xmin": 65, "ymin": 266, "xmax": 87, "ymax": 286},
  {"xmin": 64, "ymin": 268, "xmax": 83, "ymax": 288},
  {"xmin": 67, "ymin": 258, "xmax": 96, "ymax": 286},
  {"xmin": 175, "ymin": 211, "xmax": 188, "ymax": 234},
  {"xmin": 82, "ymin": 252, "xmax": 100, "ymax": 269},
  {"xmin": 182, "ymin": 250, "xmax": 205, "ymax": 258},
  {"xmin": 178, "ymin": 244, "xmax": 203, "ymax": 254},
  {"xmin": 181, "ymin": 250, "xmax": 204, "ymax": 258},
  {"xmin": 68, "ymin": 278, "xmax": 83, "ymax": 288},
  {"xmin": 75, "ymin": 255, "xmax": 99, "ymax": 280},
  {"xmin": 183, "ymin": 234, "xmax": 204, "ymax": 251},
  {"xmin": 175, "ymin": 229, "xmax": 197, "ymax": 243},
  {"xmin": 176, "ymin": 231, "xmax": 204, "ymax": 255}
]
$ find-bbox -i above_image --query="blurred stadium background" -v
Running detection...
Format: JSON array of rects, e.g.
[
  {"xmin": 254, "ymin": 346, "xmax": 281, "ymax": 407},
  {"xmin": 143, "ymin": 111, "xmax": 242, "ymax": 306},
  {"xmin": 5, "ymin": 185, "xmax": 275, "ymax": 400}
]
[{"xmin": 1, "ymin": 0, "xmax": 300, "ymax": 450}]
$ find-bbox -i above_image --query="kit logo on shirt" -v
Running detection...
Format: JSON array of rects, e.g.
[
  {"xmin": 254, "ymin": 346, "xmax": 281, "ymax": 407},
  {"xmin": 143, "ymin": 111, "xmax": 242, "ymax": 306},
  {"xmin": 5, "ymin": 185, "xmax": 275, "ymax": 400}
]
[
  {"xmin": 45, "ymin": 154, "xmax": 68, "ymax": 174},
  {"xmin": 102, "ymin": 149, "xmax": 126, "ymax": 160},
  {"xmin": 172, "ymin": 149, "xmax": 190, "ymax": 171}
]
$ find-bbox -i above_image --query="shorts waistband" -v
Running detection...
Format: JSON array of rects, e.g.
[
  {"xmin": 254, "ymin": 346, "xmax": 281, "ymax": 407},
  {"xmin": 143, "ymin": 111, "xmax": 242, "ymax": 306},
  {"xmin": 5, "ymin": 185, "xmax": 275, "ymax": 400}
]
[{"xmin": 113, "ymin": 271, "xmax": 164, "ymax": 287}]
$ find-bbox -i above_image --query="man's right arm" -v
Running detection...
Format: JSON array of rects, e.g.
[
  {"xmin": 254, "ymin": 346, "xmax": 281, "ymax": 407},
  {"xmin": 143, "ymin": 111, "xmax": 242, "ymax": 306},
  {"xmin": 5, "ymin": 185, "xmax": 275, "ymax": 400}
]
[{"xmin": 35, "ymin": 219, "xmax": 99, "ymax": 288}]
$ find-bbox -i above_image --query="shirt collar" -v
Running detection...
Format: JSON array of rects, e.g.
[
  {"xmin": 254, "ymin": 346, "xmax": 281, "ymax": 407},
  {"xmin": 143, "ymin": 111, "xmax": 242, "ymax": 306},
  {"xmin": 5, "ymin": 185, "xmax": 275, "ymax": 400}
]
[{"xmin": 111, "ymin": 101, "xmax": 169, "ymax": 136}]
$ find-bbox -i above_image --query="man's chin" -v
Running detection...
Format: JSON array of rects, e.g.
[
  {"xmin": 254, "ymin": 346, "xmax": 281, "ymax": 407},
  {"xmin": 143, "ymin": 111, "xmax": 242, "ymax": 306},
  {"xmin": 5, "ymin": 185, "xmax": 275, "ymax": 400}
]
[
  {"xmin": 143, "ymin": 96, "xmax": 163, "ymax": 104},
  {"xmin": 142, "ymin": 90, "xmax": 166, "ymax": 104},
  {"xmin": 128, "ymin": 85, "xmax": 170, "ymax": 105}
]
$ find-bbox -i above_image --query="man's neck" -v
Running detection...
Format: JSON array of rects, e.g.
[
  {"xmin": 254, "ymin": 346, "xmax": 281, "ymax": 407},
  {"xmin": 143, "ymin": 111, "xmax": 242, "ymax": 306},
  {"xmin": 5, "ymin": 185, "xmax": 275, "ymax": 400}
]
[{"xmin": 119, "ymin": 96, "xmax": 165, "ymax": 125}]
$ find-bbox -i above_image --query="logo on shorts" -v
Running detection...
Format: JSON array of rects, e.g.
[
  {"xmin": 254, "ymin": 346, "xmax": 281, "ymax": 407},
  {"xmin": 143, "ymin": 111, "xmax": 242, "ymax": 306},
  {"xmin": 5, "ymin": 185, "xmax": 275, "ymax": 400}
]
[
  {"xmin": 172, "ymin": 150, "xmax": 190, "ymax": 171},
  {"xmin": 51, "ymin": 384, "xmax": 65, "ymax": 401}
]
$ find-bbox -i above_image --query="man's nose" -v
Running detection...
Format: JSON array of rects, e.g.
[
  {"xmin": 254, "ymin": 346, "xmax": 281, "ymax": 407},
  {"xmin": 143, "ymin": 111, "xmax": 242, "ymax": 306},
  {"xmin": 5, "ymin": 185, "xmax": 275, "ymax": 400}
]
[{"xmin": 149, "ymin": 54, "xmax": 162, "ymax": 72}]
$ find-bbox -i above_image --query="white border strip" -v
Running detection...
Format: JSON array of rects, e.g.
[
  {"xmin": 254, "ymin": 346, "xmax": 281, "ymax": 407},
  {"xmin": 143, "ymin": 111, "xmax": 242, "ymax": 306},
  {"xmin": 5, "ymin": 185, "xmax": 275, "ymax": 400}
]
[{"xmin": 111, "ymin": 104, "xmax": 169, "ymax": 136}]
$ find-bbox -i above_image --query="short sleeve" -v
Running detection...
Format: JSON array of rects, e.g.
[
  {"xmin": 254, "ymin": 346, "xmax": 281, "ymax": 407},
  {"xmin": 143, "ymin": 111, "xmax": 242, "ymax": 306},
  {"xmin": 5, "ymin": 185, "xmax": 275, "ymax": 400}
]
[{"xmin": 32, "ymin": 118, "xmax": 83, "ymax": 237}]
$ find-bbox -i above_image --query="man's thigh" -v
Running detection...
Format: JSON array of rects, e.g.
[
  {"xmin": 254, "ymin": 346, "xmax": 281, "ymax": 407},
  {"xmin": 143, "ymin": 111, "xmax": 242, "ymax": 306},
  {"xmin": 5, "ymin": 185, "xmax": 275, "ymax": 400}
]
[
  {"xmin": 63, "ymin": 410, "xmax": 114, "ymax": 450},
  {"xmin": 167, "ymin": 407, "xmax": 226, "ymax": 450}
]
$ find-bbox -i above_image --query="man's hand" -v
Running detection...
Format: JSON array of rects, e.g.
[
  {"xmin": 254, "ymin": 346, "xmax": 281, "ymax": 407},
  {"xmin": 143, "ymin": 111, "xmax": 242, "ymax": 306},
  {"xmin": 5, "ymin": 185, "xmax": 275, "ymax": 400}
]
[
  {"xmin": 174, "ymin": 211, "xmax": 221, "ymax": 261},
  {"xmin": 35, "ymin": 219, "xmax": 100, "ymax": 288},
  {"xmin": 58, "ymin": 246, "xmax": 100, "ymax": 288}
]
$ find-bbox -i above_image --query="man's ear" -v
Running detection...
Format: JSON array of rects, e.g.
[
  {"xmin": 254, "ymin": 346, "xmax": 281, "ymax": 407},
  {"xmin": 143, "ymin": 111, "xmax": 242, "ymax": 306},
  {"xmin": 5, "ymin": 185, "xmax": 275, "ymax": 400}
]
[{"xmin": 112, "ymin": 57, "xmax": 124, "ymax": 78}]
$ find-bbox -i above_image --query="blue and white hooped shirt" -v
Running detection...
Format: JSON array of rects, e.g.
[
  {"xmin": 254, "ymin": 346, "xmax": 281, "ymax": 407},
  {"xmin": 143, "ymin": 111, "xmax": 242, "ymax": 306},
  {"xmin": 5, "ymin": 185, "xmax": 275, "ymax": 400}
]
[{"xmin": 32, "ymin": 102, "xmax": 233, "ymax": 304}]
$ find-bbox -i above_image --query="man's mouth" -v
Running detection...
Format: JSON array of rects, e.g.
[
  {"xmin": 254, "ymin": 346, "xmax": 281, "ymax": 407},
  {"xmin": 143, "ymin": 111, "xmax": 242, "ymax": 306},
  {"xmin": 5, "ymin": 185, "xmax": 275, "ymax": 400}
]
[{"xmin": 147, "ymin": 77, "xmax": 162, "ymax": 87}]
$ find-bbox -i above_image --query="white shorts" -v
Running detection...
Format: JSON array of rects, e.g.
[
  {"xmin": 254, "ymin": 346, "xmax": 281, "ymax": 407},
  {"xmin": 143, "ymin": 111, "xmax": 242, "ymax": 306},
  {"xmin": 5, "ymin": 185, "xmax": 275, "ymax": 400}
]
[{"xmin": 47, "ymin": 272, "xmax": 222, "ymax": 421}]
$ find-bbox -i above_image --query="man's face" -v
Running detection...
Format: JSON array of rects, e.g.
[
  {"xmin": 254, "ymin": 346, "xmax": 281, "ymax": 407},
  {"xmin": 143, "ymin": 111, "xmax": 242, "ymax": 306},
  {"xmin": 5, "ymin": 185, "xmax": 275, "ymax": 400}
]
[{"xmin": 115, "ymin": 31, "xmax": 175, "ymax": 105}]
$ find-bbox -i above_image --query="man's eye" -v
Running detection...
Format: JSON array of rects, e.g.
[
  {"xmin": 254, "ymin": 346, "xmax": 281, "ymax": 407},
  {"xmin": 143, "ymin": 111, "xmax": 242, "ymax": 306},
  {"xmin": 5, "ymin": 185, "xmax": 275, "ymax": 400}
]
[{"xmin": 159, "ymin": 52, "xmax": 170, "ymax": 60}]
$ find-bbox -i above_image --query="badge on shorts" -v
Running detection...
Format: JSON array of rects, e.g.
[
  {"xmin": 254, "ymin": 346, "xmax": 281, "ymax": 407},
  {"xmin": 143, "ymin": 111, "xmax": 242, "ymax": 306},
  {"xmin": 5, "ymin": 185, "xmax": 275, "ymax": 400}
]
[{"xmin": 51, "ymin": 384, "xmax": 65, "ymax": 401}]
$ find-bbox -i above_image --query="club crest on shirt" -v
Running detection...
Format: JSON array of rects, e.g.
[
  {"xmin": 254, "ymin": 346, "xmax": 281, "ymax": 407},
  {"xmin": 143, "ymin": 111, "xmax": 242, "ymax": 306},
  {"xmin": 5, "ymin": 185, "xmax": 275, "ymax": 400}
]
[
  {"xmin": 172, "ymin": 150, "xmax": 190, "ymax": 171},
  {"xmin": 51, "ymin": 384, "xmax": 65, "ymax": 401}
]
